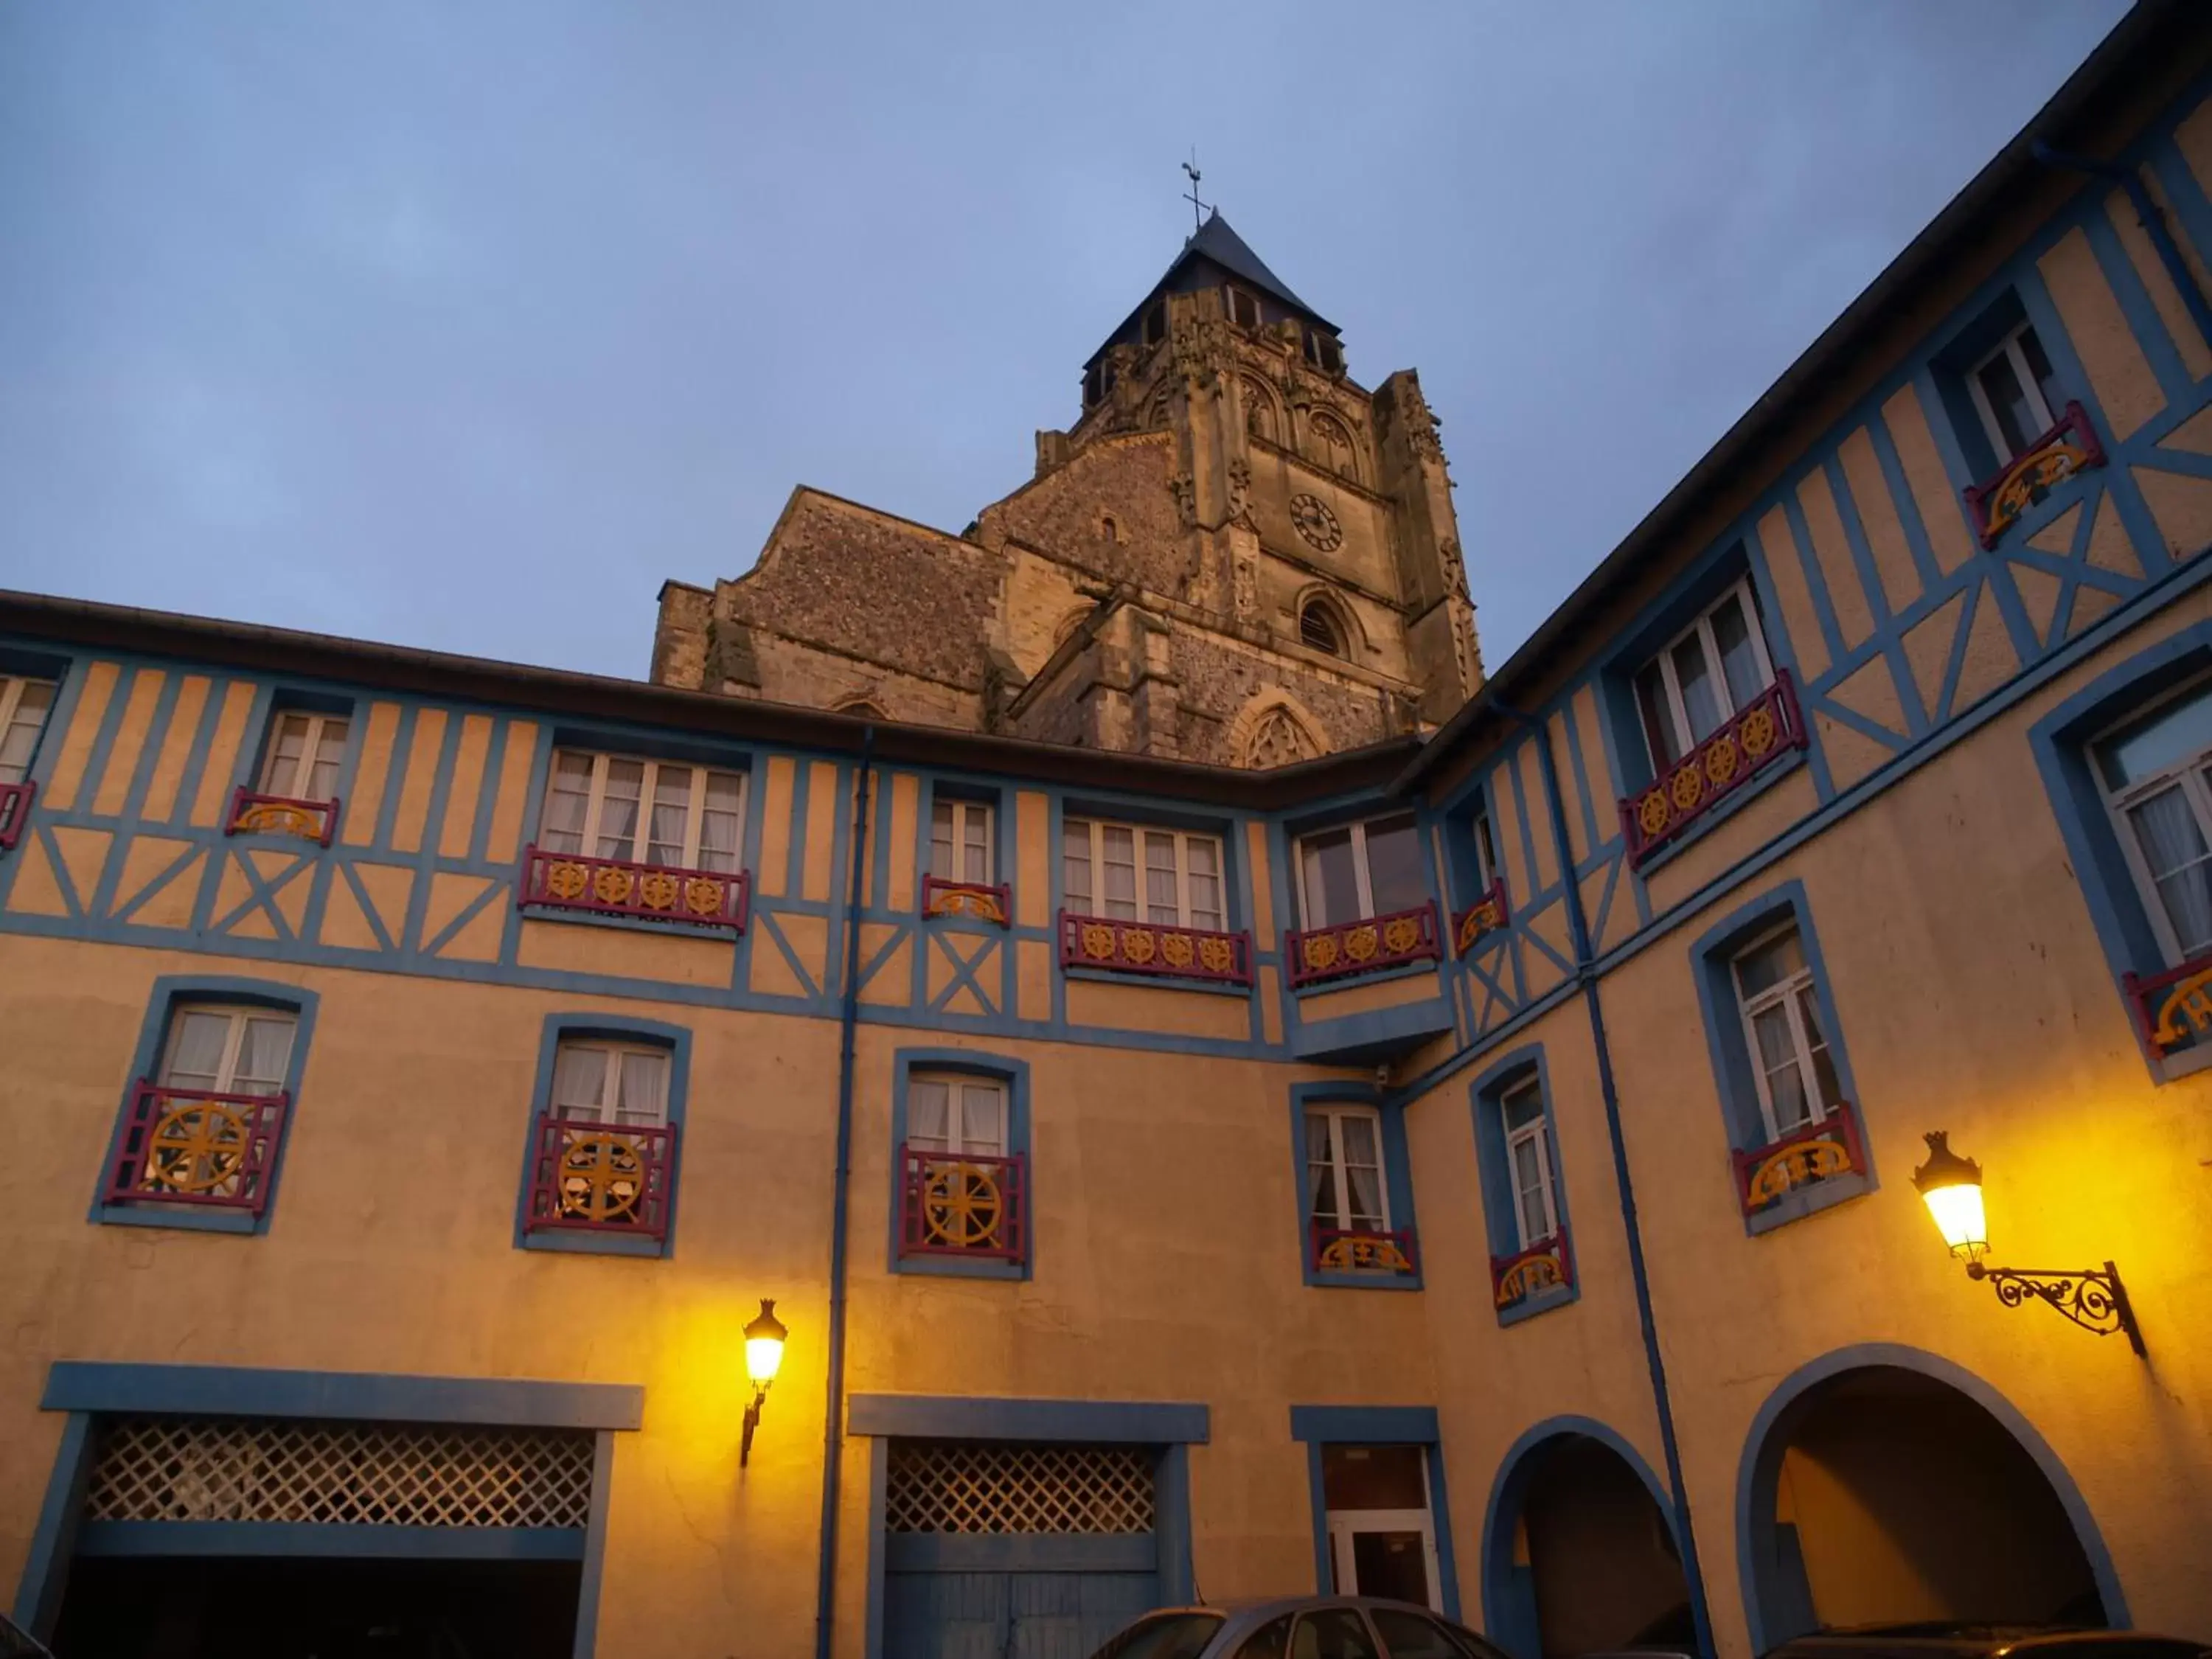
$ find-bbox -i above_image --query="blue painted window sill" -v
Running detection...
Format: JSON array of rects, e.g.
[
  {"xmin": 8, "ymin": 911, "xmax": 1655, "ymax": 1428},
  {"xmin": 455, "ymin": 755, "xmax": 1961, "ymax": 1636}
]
[
  {"xmin": 1290, "ymin": 959, "xmax": 1437, "ymax": 1001},
  {"xmin": 521, "ymin": 1228, "xmax": 668, "ymax": 1260},
  {"xmin": 1743, "ymin": 1169, "xmax": 1873, "ymax": 1236},
  {"xmin": 517, "ymin": 905, "xmax": 743, "ymax": 943},
  {"xmin": 1062, "ymin": 964, "xmax": 1253, "ymax": 999},
  {"xmin": 893, "ymin": 1251, "xmax": 1028, "ymax": 1281},
  {"xmin": 1496, "ymin": 1281, "xmax": 1576, "ymax": 1326},
  {"xmin": 1630, "ymin": 749, "xmax": 1806, "ymax": 880},
  {"xmin": 94, "ymin": 1204, "xmax": 260, "ymax": 1236},
  {"xmin": 1307, "ymin": 1267, "xmax": 1425, "ymax": 1293}
]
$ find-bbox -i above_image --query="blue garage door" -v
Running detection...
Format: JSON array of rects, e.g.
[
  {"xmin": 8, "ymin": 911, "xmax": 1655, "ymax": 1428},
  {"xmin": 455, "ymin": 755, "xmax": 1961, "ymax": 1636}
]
[{"xmin": 883, "ymin": 1440, "xmax": 1163, "ymax": 1659}]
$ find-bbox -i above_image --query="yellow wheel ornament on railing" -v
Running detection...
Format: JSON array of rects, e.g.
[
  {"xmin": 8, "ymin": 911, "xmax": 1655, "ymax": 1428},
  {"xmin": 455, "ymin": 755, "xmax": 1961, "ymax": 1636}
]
[
  {"xmin": 918, "ymin": 1163, "xmax": 1004, "ymax": 1251},
  {"xmin": 555, "ymin": 1133, "xmax": 646, "ymax": 1224},
  {"xmin": 144, "ymin": 1102, "xmax": 252, "ymax": 1194}
]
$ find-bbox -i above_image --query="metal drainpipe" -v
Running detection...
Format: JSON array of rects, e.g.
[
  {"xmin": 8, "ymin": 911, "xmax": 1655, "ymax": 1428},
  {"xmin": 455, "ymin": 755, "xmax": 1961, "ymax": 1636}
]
[
  {"xmin": 815, "ymin": 725, "xmax": 875, "ymax": 1659},
  {"xmin": 2034, "ymin": 139, "xmax": 2212, "ymax": 354},
  {"xmin": 1498, "ymin": 703, "xmax": 1717, "ymax": 1659}
]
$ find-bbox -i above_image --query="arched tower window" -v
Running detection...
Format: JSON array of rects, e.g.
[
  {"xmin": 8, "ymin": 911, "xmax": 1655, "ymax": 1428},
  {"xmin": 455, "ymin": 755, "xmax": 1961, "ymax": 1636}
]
[
  {"xmin": 1311, "ymin": 412, "xmax": 1359, "ymax": 484},
  {"xmin": 1242, "ymin": 377, "xmax": 1277, "ymax": 445},
  {"xmin": 1300, "ymin": 599, "xmax": 1344, "ymax": 656}
]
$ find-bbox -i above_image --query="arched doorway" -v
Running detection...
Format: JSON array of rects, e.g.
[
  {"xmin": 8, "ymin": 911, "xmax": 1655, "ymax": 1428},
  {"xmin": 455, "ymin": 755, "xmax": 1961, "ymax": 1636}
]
[
  {"xmin": 1483, "ymin": 1419, "xmax": 1690, "ymax": 1659},
  {"xmin": 1739, "ymin": 1349, "xmax": 2126, "ymax": 1651}
]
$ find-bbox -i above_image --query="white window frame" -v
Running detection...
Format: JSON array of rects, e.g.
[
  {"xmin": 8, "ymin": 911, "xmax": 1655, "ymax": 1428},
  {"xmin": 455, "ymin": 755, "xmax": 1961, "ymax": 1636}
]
[
  {"xmin": 1967, "ymin": 321, "xmax": 2058, "ymax": 465},
  {"xmin": 1062, "ymin": 816, "xmax": 1225, "ymax": 930},
  {"xmin": 1322, "ymin": 1451, "xmax": 1442, "ymax": 1613},
  {"xmin": 1637, "ymin": 577, "xmax": 1775, "ymax": 770},
  {"xmin": 542, "ymin": 748, "xmax": 748, "ymax": 872},
  {"xmin": 258, "ymin": 711, "xmax": 349, "ymax": 802},
  {"xmin": 1500, "ymin": 1075, "xmax": 1557, "ymax": 1250},
  {"xmin": 1732, "ymin": 922, "xmax": 1836, "ymax": 1144},
  {"xmin": 1305, "ymin": 1103, "xmax": 1391, "ymax": 1234},
  {"xmin": 905, "ymin": 1071, "xmax": 1009, "ymax": 1158},
  {"xmin": 930, "ymin": 798, "xmax": 995, "ymax": 884},
  {"xmin": 2093, "ymin": 678, "xmax": 2212, "ymax": 967},
  {"xmin": 0, "ymin": 673, "xmax": 57, "ymax": 786},
  {"xmin": 549, "ymin": 1037, "xmax": 670, "ymax": 1129},
  {"xmin": 1295, "ymin": 812, "xmax": 1423, "ymax": 930},
  {"xmin": 1470, "ymin": 801, "xmax": 1499, "ymax": 894},
  {"xmin": 159, "ymin": 1004, "xmax": 296, "ymax": 1097}
]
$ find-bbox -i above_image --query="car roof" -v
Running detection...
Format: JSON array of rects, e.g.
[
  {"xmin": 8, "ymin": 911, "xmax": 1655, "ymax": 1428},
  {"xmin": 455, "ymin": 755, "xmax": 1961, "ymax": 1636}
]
[{"xmin": 1132, "ymin": 1598, "xmax": 1475, "ymax": 1646}]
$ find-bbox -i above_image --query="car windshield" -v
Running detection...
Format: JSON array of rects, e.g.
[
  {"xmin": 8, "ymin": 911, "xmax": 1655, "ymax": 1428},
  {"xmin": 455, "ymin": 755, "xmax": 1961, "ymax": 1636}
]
[{"xmin": 1089, "ymin": 1611, "xmax": 1227, "ymax": 1659}]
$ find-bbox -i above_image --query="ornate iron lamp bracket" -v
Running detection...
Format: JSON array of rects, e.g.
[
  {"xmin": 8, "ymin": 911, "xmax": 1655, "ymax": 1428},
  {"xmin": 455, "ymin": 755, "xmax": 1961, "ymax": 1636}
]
[{"xmin": 1966, "ymin": 1259, "xmax": 2146, "ymax": 1356}]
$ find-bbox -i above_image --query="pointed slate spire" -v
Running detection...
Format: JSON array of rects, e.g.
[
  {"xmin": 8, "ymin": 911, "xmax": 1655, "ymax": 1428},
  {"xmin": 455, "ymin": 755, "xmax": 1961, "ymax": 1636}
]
[{"xmin": 1084, "ymin": 209, "xmax": 1337, "ymax": 370}]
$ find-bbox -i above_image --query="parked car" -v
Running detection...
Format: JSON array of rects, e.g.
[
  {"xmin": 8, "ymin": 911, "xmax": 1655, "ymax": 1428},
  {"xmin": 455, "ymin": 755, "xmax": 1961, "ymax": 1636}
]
[
  {"xmin": 1764, "ymin": 1625, "xmax": 2209, "ymax": 1659},
  {"xmin": 1087, "ymin": 1597, "xmax": 1515, "ymax": 1659},
  {"xmin": 0, "ymin": 1610, "xmax": 53, "ymax": 1659}
]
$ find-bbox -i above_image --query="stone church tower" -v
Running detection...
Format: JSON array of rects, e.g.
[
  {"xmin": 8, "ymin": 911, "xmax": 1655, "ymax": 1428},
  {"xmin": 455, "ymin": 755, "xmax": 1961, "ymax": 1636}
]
[{"xmin": 651, "ymin": 212, "xmax": 1481, "ymax": 766}]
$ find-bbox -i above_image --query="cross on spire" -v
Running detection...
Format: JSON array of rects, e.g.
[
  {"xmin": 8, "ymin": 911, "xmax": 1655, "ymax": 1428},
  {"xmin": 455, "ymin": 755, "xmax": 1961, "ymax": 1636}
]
[{"xmin": 1180, "ymin": 151, "xmax": 1210, "ymax": 235}]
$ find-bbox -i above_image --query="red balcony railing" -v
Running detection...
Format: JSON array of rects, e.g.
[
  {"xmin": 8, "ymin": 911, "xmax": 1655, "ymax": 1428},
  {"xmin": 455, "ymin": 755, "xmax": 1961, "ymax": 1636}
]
[
  {"xmin": 226, "ymin": 785, "xmax": 340, "ymax": 846},
  {"xmin": 101, "ymin": 1081, "xmax": 290, "ymax": 1216},
  {"xmin": 2123, "ymin": 951, "xmax": 2212, "ymax": 1056},
  {"xmin": 1489, "ymin": 1234, "xmax": 1573, "ymax": 1310},
  {"xmin": 1964, "ymin": 400, "xmax": 2106, "ymax": 549},
  {"xmin": 1057, "ymin": 911, "xmax": 1253, "ymax": 987},
  {"xmin": 1730, "ymin": 1099, "xmax": 1868, "ymax": 1220},
  {"xmin": 1451, "ymin": 879, "xmax": 1509, "ymax": 956},
  {"xmin": 1311, "ymin": 1225, "xmax": 1419, "ymax": 1276},
  {"xmin": 1620, "ymin": 670, "xmax": 1806, "ymax": 869},
  {"xmin": 922, "ymin": 874, "xmax": 1010, "ymax": 926},
  {"xmin": 524, "ymin": 1114, "xmax": 678, "ymax": 1240},
  {"xmin": 899, "ymin": 1144, "xmax": 1027, "ymax": 1262},
  {"xmin": 0, "ymin": 779, "xmax": 33, "ymax": 852},
  {"xmin": 518, "ymin": 844, "xmax": 750, "ymax": 931},
  {"xmin": 1287, "ymin": 901, "xmax": 1441, "ymax": 990}
]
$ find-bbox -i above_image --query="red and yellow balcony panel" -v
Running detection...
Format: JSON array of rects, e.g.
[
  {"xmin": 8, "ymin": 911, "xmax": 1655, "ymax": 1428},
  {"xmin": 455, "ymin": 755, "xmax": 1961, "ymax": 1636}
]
[
  {"xmin": 225, "ymin": 786, "xmax": 340, "ymax": 847},
  {"xmin": 1729, "ymin": 1100, "xmax": 1868, "ymax": 1220},
  {"xmin": 518, "ymin": 844, "xmax": 750, "ymax": 931},
  {"xmin": 1489, "ymin": 1234, "xmax": 1573, "ymax": 1311},
  {"xmin": 1310, "ymin": 1225, "xmax": 1419, "ymax": 1278},
  {"xmin": 2124, "ymin": 952, "xmax": 2212, "ymax": 1057},
  {"xmin": 1964, "ymin": 400, "xmax": 2106, "ymax": 549},
  {"xmin": 524, "ymin": 1114, "xmax": 678, "ymax": 1241},
  {"xmin": 898, "ymin": 1144, "xmax": 1027, "ymax": 1262},
  {"xmin": 0, "ymin": 779, "xmax": 33, "ymax": 852},
  {"xmin": 922, "ymin": 874, "xmax": 1011, "ymax": 926},
  {"xmin": 101, "ymin": 1081, "xmax": 290, "ymax": 1217},
  {"xmin": 1451, "ymin": 879, "xmax": 1509, "ymax": 956},
  {"xmin": 1057, "ymin": 911, "xmax": 1253, "ymax": 987},
  {"xmin": 1620, "ymin": 670, "xmax": 1807, "ymax": 870},
  {"xmin": 1286, "ymin": 902, "xmax": 1441, "ymax": 990}
]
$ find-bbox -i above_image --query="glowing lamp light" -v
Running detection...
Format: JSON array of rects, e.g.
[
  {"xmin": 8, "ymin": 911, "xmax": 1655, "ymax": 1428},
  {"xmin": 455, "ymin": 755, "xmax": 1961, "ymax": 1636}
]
[
  {"xmin": 1910, "ymin": 1131, "xmax": 1987, "ymax": 1261},
  {"xmin": 739, "ymin": 1298, "xmax": 788, "ymax": 1469}
]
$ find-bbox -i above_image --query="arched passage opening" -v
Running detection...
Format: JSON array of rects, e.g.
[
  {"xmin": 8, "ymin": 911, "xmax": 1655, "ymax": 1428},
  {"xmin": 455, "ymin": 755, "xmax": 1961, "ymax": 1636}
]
[
  {"xmin": 1484, "ymin": 1422, "xmax": 1689, "ymax": 1659},
  {"xmin": 1740, "ymin": 1355, "xmax": 2123, "ymax": 1651}
]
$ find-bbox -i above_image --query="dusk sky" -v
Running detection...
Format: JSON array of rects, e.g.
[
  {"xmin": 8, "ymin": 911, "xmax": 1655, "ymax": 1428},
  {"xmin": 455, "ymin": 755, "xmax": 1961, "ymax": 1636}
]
[{"xmin": 0, "ymin": 3, "xmax": 2133, "ymax": 684}]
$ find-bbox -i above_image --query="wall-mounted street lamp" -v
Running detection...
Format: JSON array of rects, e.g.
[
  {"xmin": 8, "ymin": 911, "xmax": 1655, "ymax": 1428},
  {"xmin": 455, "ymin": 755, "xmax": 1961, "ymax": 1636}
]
[
  {"xmin": 740, "ymin": 1298, "xmax": 789, "ymax": 1467},
  {"xmin": 1911, "ymin": 1132, "xmax": 2146, "ymax": 1357}
]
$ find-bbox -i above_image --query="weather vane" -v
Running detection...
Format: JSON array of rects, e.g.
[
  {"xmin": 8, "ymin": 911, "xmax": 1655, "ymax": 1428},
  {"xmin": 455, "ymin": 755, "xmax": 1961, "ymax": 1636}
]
[{"xmin": 1181, "ymin": 150, "xmax": 1209, "ymax": 234}]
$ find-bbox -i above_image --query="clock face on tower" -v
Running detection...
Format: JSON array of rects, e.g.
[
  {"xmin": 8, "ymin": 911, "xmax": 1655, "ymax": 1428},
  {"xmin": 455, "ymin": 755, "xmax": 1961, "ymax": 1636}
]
[{"xmin": 1290, "ymin": 493, "xmax": 1343, "ymax": 552}]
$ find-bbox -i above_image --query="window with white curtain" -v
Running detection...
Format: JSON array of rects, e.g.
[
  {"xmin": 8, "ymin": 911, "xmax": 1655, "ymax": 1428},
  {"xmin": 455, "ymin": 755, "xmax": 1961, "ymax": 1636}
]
[
  {"xmin": 1296, "ymin": 812, "xmax": 1427, "ymax": 929},
  {"xmin": 258, "ymin": 712, "xmax": 349, "ymax": 802},
  {"xmin": 2091, "ymin": 677, "xmax": 2212, "ymax": 967},
  {"xmin": 1500, "ymin": 1074, "xmax": 1557, "ymax": 1249},
  {"xmin": 1633, "ymin": 580, "xmax": 1775, "ymax": 772},
  {"xmin": 931, "ymin": 799, "xmax": 994, "ymax": 884},
  {"xmin": 905, "ymin": 1072, "xmax": 1007, "ymax": 1158},
  {"xmin": 160, "ymin": 1005, "xmax": 296, "ymax": 1098},
  {"xmin": 1732, "ymin": 924, "xmax": 1843, "ymax": 1143},
  {"xmin": 0, "ymin": 675, "xmax": 57, "ymax": 787},
  {"xmin": 1306, "ymin": 1104, "xmax": 1388, "ymax": 1235},
  {"xmin": 540, "ymin": 750, "xmax": 746, "ymax": 872},
  {"xmin": 1062, "ymin": 817, "xmax": 1224, "ymax": 930},
  {"xmin": 549, "ymin": 1038, "xmax": 669, "ymax": 1130}
]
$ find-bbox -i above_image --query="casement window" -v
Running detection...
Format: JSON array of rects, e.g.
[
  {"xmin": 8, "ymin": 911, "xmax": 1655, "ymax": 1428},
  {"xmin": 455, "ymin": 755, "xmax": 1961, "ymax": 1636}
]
[
  {"xmin": 930, "ymin": 799, "xmax": 994, "ymax": 885},
  {"xmin": 0, "ymin": 674, "xmax": 56, "ymax": 785},
  {"xmin": 1227, "ymin": 285, "xmax": 1262, "ymax": 330},
  {"xmin": 549, "ymin": 1038, "xmax": 669, "ymax": 1130},
  {"xmin": 1062, "ymin": 817, "xmax": 1225, "ymax": 929},
  {"xmin": 1297, "ymin": 812, "xmax": 1427, "ymax": 928},
  {"xmin": 2092, "ymin": 677, "xmax": 2212, "ymax": 964},
  {"xmin": 906, "ymin": 1072, "xmax": 1007, "ymax": 1158},
  {"xmin": 540, "ymin": 749, "xmax": 745, "ymax": 872},
  {"xmin": 1733, "ymin": 922, "xmax": 1843, "ymax": 1141},
  {"xmin": 1633, "ymin": 579, "xmax": 1775, "ymax": 771},
  {"xmin": 1470, "ymin": 799, "xmax": 1499, "ymax": 893},
  {"xmin": 1500, "ymin": 1074, "xmax": 1557, "ymax": 1250},
  {"xmin": 1319, "ymin": 1445, "xmax": 1444, "ymax": 1613},
  {"xmin": 1305, "ymin": 1104, "xmax": 1388, "ymax": 1235},
  {"xmin": 162, "ymin": 1004, "xmax": 296, "ymax": 1099},
  {"xmin": 258, "ymin": 712, "xmax": 349, "ymax": 803},
  {"xmin": 1969, "ymin": 321, "xmax": 2068, "ymax": 464}
]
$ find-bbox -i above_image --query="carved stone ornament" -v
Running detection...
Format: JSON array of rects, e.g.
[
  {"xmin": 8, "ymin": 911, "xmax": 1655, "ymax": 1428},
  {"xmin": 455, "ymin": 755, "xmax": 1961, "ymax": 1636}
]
[
  {"xmin": 1168, "ymin": 470, "xmax": 1198, "ymax": 529},
  {"xmin": 1170, "ymin": 313, "xmax": 1233, "ymax": 389},
  {"xmin": 1441, "ymin": 535, "xmax": 1470, "ymax": 600},
  {"xmin": 1226, "ymin": 458, "xmax": 1255, "ymax": 529},
  {"xmin": 1290, "ymin": 493, "xmax": 1343, "ymax": 552},
  {"xmin": 1395, "ymin": 378, "xmax": 1444, "ymax": 462},
  {"xmin": 1233, "ymin": 549, "xmax": 1259, "ymax": 617}
]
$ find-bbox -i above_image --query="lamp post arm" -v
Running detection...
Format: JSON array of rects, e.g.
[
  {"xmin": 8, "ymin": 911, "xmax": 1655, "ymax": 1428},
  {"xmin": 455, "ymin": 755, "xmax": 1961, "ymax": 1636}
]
[{"xmin": 1966, "ymin": 1259, "xmax": 2146, "ymax": 1356}]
